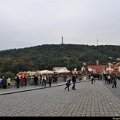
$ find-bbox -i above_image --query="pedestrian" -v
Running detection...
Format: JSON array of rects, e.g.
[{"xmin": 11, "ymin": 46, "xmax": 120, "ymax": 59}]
[
  {"xmin": 64, "ymin": 78, "xmax": 71, "ymax": 91},
  {"xmin": 30, "ymin": 76, "xmax": 34, "ymax": 85},
  {"xmin": 43, "ymin": 75, "xmax": 47, "ymax": 87},
  {"xmin": 55, "ymin": 75, "xmax": 57, "ymax": 83},
  {"xmin": 7, "ymin": 77, "xmax": 11, "ymax": 87},
  {"xmin": 90, "ymin": 75, "xmax": 94, "ymax": 84},
  {"xmin": 107, "ymin": 74, "xmax": 111, "ymax": 84},
  {"xmin": 72, "ymin": 75, "xmax": 76, "ymax": 90},
  {"xmin": 104, "ymin": 74, "xmax": 107, "ymax": 84},
  {"xmin": 48, "ymin": 75, "xmax": 52, "ymax": 87},
  {"xmin": 24, "ymin": 75, "xmax": 27, "ymax": 86},
  {"xmin": 1, "ymin": 76, "xmax": 7, "ymax": 89},
  {"xmin": 34, "ymin": 75, "xmax": 38, "ymax": 86},
  {"xmin": 41, "ymin": 75, "xmax": 44, "ymax": 86},
  {"xmin": 38, "ymin": 75, "xmax": 42, "ymax": 85},
  {"xmin": 16, "ymin": 75, "xmax": 20, "ymax": 88},
  {"xmin": 93, "ymin": 74, "xmax": 95, "ymax": 82},
  {"xmin": 112, "ymin": 75, "xmax": 117, "ymax": 88},
  {"xmin": 20, "ymin": 75, "xmax": 24, "ymax": 86}
]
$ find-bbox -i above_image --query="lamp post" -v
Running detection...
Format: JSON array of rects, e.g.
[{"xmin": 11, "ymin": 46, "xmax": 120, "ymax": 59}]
[
  {"xmin": 83, "ymin": 62, "xmax": 89, "ymax": 79},
  {"xmin": 67, "ymin": 53, "xmax": 70, "ymax": 69},
  {"xmin": 81, "ymin": 62, "xmax": 86, "ymax": 80},
  {"xmin": 67, "ymin": 57, "xmax": 70, "ymax": 69}
]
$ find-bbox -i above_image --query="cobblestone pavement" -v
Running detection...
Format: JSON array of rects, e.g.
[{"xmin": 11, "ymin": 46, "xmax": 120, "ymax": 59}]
[
  {"xmin": 0, "ymin": 79, "xmax": 84, "ymax": 95},
  {"xmin": 0, "ymin": 80, "xmax": 120, "ymax": 117},
  {"xmin": 103, "ymin": 79, "xmax": 120, "ymax": 99},
  {"xmin": 0, "ymin": 81, "xmax": 66, "ymax": 95}
]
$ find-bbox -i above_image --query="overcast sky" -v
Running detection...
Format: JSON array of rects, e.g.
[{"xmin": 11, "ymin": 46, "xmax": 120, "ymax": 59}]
[{"xmin": 0, "ymin": 0, "xmax": 120, "ymax": 50}]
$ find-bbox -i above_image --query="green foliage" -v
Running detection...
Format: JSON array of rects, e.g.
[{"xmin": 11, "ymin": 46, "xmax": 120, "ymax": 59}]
[
  {"xmin": 5, "ymin": 71, "xmax": 15, "ymax": 79},
  {"xmin": 0, "ymin": 72, "xmax": 5, "ymax": 78},
  {"xmin": 0, "ymin": 71, "xmax": 15, "ymax": 79},
  {"xmin": 0, "ymin": 44, "xmax": 120, "ymax": 73}
]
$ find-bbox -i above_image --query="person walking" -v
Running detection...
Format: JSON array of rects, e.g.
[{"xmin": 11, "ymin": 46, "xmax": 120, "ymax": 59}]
[
  {"xmin": 90, "ymin": 75, "xmax": 94, "ymax": 84},
  {"xmin": 7, "ymin": 77, "xmax": 11, "ymax": 87},
  {"xmin": 16, "ymin": 75, "xmax": 20, "ymax": 88},
  {"xmin": 112, "ymin": 75, "xmax": 117, "ymax": 88},
  {"xmin": 20, "ymin": 75, "xmax": 24, "ymax": 86},
  {"xmin": 64, "ymin": 77, "xmax": 71, "ymax": 91},
  {"xmin": 43, "ymin": 75, "xmax": 47, "ymax": 87},
  {"xmin": 48, "ymin": 75, "xmax": 52, "ymax": 87},
  {"xmin": 1, "ymin": 76, "xmax": 7, "ymax": 89},
  {"xmin": 38, "ymin": 75, "xmax": 42, "ymax": 85},
  {"xmin": 72, "ymin": 75, "xmax": 76, "ymax": 90},
  {"xmin": 41, "ymin": 75, "xmax": 44, "ymax": 86},
  {"xmin": 104, "ymin": 74, "xmax": 107, "ymax": 84},
  {"xmin": 55, "ymin": 75, "xmax": 57, "ymax": 83},
  {"xmin": 107, "ymin": 74, "xmax": 111, "ymax": 84},
  {"xmin": 34, "ymin": 75, "xmax": 38, "ymax": 86},
  {"xmin": 24, "ymin": 76, "xmax": 27, "ymax": 86}
]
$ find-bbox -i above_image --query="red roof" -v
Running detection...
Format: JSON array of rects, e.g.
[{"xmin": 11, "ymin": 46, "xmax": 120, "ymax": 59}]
[
  {"xmin": 108, "ymin": 65, "xmax": 116, "ymax": 69},
  {"xmin": 88, "ymin": 65, "xmax": 106, "ymax": 73},
  {"xmin": 88, "ymin": 65, "xmax": 120, "ymax": 74}
]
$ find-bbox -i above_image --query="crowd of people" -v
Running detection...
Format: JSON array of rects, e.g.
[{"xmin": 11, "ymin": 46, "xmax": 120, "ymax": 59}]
[
  {"xmin": 89, "ymin": 73, "xmax": 118, "ymax": 88},
  {"xmin": 15, "ymin": 74, "xmax": 58, "ymax": 88},
  {"xmin": 0, "ymin": 72, "xmax": 119, "ymax": 90},
  {"xmin": 0, "ymin": 76, "xmax": 11, "ymax": 89},
  {"xmin": 0, "ymin": 74, "xmax": 58, "ymax": 89}
]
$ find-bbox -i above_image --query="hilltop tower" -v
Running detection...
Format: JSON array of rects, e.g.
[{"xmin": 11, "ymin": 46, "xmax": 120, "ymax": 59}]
[
  {"xmin": 97, "ymin": 37, "xmax": 98, "ymax": 46},
  {"xmin": 61, "ymin": 35, "xmax": 63, "ymax": 44}
]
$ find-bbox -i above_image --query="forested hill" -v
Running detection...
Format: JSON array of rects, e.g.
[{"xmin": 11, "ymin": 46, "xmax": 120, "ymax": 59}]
[{"xmin": 0, "ymin": 44, "xmax": 120, "ymax": 74}]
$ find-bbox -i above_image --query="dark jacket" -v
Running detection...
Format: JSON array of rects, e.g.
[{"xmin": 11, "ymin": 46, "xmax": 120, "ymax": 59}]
[
  {"xmin": 16, "ymin": 76, "xmax": 20, "ymax": 83},
  {"xmin": 34, "ymin": 76, "xmax": 38, "ymax": 81},
  {"xmin": 2, "ymin": 78, "xmax": 7, "ymax": 86},
  {"xmin": 66, "ymin": 79, "xmax": 71, "ymax": 86},
  {"xmin": 72, "ymin": 76, "xmax": 76, "ymax": 83}
]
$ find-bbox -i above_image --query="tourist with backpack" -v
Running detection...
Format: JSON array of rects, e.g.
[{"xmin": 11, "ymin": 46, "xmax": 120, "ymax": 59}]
[{"xmin": 64, "ymin": 77, "xmax": 71, "ymax": 91}]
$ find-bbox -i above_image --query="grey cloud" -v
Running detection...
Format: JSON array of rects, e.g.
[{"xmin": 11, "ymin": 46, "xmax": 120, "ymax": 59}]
[{"xmin": 0, "ymin": 0, "xmax": 120, "ymax": 50}]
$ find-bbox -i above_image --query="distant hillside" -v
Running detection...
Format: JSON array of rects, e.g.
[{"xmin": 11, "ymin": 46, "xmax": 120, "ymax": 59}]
[{"xmin": 0, "ymin": 44, "xmax": 120, "ymax": 74}]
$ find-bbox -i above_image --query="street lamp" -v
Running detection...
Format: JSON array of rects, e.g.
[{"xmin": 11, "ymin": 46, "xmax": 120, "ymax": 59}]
[
  {"xmin": 67, "ymin": 53, "xmax": 70, "ymax": 69},
  {"xmin": 67, "ymin": 57, "xmax": 70, "ymax": 69}
]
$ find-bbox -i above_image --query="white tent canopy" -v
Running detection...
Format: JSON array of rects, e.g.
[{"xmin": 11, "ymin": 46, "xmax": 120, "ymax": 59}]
[
  {"xmin": 88, "ymin": 68, "xmax": 93, "ymax": 72},
  {"xmin": 53, "ymin": 67, "xmax": 70, "ymax": 74},
  {"xmin": 37, "ymin": 70, "xmax": 54, "ymax": 75},
  {"xmin": 106, "ymin": 67, "xmax": 114, "ymax": 71},
  {"xmin": 26, "ymin": 71, "xmax": 37, "ymax": 76},
  {"xmin": 57, "ymin": 69, "xmax": 70, "ymax": 74}
]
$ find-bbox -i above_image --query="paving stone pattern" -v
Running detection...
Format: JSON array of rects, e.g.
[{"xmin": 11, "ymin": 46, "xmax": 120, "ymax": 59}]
[
  {"xmin": 0, "ymin": 80, "xmax": 120, "ymax": 116},
  {"xmin": 104, "ymin": 80, "xmax": 120, "ymax": 99}
]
